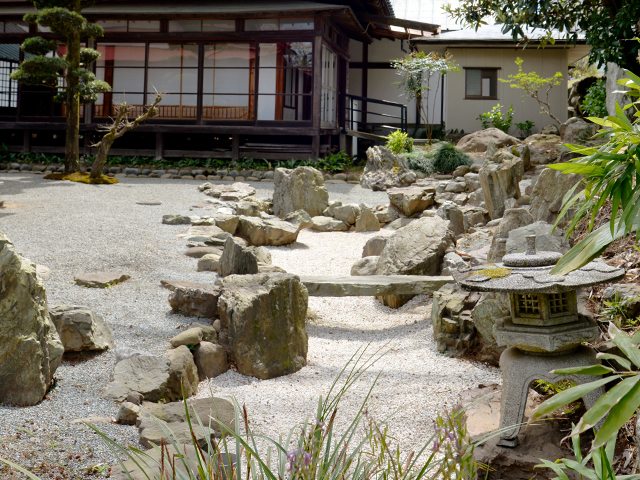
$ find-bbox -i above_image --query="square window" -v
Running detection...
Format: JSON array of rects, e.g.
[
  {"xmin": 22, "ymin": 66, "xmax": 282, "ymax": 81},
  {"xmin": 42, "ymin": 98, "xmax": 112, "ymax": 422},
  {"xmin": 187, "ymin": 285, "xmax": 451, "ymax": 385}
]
[{"xmin": 465, "ymin": 68, "xmax": 498, "ymax": 99}]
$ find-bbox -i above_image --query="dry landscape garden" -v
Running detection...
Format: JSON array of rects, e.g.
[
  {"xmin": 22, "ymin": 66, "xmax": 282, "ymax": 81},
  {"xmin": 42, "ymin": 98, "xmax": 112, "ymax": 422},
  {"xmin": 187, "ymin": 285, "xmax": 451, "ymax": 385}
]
[{"xmin": 3, "ymin": 0, "xmax": 640, "ymax": 479}]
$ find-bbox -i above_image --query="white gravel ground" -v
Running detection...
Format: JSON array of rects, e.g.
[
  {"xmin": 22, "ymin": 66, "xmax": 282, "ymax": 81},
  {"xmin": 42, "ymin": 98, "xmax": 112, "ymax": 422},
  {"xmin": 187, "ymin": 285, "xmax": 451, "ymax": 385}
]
[{"xmin": 0, "ymin": 174, "xmax": 501, "ymax": 478}]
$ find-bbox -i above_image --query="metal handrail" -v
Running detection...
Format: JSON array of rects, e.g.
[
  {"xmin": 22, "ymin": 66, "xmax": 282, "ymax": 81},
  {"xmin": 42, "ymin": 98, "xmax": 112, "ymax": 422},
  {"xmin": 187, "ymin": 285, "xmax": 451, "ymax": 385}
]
[{"xmin": 343, "ymin": 93, "xmax": 407, "ymax": 135}]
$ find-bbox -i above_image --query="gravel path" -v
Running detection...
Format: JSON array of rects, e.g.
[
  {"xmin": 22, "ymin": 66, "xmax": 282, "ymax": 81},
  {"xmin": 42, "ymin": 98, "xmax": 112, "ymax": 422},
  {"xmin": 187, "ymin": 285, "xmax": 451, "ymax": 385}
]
[{"xmin": 0, "ymin": 174, "xmax": 501, "ymax": 478}]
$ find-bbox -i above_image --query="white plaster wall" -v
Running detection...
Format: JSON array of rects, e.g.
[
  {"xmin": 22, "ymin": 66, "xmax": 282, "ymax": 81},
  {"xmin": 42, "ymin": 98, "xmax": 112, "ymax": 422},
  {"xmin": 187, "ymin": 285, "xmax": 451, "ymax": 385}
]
[
  {"xmin": 442, "ymin": 47, "xmax": 568, "ymax": 134},
  {"xmin": 348, "ymin": 39, "xmax": 447, "ymax": 127}
]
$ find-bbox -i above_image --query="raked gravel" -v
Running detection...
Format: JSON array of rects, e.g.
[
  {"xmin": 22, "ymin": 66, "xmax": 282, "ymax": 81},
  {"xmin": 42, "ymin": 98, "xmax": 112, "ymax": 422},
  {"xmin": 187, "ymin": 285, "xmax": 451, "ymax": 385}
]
[{"xmin": 0, "ymin": 174, "xmax": 501, "ymax": 478}]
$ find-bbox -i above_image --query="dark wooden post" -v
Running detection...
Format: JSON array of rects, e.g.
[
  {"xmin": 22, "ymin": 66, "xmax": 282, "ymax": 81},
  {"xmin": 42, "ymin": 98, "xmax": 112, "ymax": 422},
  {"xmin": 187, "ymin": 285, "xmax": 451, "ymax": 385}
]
[
  {"xmin": 231, "ymin": 134, "xmax": 240, "ymax": 160},
  {"xmin": 155, "ymin": 132, "xmax": 164, "ymax": 160}
]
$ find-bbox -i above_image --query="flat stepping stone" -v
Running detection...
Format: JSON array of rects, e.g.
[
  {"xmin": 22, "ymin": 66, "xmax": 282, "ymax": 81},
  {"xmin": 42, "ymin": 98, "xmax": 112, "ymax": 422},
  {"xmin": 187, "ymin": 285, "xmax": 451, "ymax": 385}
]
[
  {"xmin": 299, "ymin": 275, "xmax": 453, "ymax": 297},
  {"xmin": 75, "ymin": 272, "xmax": 130, "ymax": 288},
  {"xmin": 136, "ymin": 201, "xmax": 162, "ymax": 205},
  {"xmin": 184, "ymin": 246, "xmax": 223, "ymax": 258}
]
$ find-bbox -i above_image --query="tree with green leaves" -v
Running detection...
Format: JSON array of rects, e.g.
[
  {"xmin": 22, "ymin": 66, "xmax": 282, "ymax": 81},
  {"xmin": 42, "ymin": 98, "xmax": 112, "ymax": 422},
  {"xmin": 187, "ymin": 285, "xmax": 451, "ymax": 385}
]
[
  {"xmin": 392, "ymin": 51, "xmax": 461, "ymax": 144},
  {"xmin": 11, "ymin": 0, "xmax": 110, "ymax": 173},
  {"xmin": 548, "ymin": 69, "xmax": 640, "ymax": 276},
  {"xmin": 499, "ymin": 57, "xmax": 563, "ymax": 124},
  {"xmin": 444, "ymin": 0, "xmax": 640, "ymax": 76}
]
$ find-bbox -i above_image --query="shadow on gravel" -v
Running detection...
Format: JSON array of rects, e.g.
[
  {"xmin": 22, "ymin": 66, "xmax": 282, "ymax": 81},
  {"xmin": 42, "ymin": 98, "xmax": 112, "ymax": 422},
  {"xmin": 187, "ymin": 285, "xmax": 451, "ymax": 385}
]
[
  {"xmin": 0, "ymin": 175, "xmax": 75, "ymax": 196},
  {"xmin": 62, "ymin": 350, "xmax": 109, "ymax": 365},
  {"xmin": 307, "ymin": 318, "xmax": 431, "ymax": 342}
]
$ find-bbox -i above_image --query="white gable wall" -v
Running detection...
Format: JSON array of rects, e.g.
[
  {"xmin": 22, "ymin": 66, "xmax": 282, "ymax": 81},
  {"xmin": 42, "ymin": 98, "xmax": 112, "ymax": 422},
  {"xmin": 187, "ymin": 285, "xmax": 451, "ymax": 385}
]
[{"xmin": 440, "ymin": 47, "xmax": 568, "ymax": 135}]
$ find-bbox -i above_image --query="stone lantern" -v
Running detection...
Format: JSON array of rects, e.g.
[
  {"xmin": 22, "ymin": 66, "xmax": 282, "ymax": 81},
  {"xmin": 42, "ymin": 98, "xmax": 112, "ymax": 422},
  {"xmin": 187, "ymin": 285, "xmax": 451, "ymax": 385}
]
[{"xmin": 453, "ymin": 236, "xmax": 625, "ymax": 447}]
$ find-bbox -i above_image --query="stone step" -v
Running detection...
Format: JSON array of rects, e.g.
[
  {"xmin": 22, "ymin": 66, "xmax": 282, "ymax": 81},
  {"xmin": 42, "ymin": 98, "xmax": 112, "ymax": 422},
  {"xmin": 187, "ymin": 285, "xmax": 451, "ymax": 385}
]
[{"xmin": 299, "ymin": 275, "xmax": 453, "ymax": 297}]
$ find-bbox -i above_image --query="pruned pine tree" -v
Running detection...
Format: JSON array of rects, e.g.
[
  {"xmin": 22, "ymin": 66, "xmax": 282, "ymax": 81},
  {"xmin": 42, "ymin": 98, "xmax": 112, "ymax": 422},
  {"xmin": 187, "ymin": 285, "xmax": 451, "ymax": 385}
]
[
  {"xmin": 10, "ymin": 0, "xmax": 110, "ymax": 173},
  {"xmin": 89, "ymin": 93, "xmax": 164, "ymax": 180}
]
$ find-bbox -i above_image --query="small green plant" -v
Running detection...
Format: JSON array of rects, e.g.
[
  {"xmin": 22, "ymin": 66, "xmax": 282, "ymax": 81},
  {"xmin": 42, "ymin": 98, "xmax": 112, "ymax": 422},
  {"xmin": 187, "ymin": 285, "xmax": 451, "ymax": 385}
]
[
  {"xmin": 531, "ymin": 324, "xmax": 640, "ymax": 452},
  {"xmin": 598, "ymin": 292, "xmax": 640, "ymax": 329},
  {"xmin": 404, "ymin": 150, "xmax": 434, "ymax": 175},
  {"xmin": 317, "ymin": 150, "xmax": 352, "ymax": 172},
  {"xmin": 499, "ymin": 58, "xmax": 563, "ymax": 124},
  {"xmin": 386, "ymin": 130, "xmax": 413, "ymax": 154},
  {"xmin": 477, "ymin": 104, "xmax": 514, "ymax": 133},
  {"xmin": 537, "ymin": 434, "xmax": 630, "ymax": 480},
  {"xmin": 515, "ymin": 120, "xmax": 535, "ymax": 138},
  {"xmin": 431, "ymin": 142, "xmax": 472, "ymax": 174},
  {"xmin": 581, "ymin": 79, "xmax": 608, "ymax": 117}
]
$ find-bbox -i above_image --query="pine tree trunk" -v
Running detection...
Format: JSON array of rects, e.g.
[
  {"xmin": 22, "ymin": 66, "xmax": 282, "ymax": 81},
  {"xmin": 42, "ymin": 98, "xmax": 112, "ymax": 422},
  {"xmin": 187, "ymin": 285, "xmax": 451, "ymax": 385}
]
[
  {"xmin": 89, "ymin": 137, "xmax": 114, "ymax": 179},
  {"xmin": 63, "ymin": 0, "xmax": 81, "ymax": 174}
]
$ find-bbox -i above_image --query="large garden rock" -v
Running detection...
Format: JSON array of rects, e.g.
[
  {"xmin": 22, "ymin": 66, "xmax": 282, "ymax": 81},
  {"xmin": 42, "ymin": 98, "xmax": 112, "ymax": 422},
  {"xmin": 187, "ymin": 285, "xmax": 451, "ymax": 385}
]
[
  {"xmin": 49, "ymin": 305, "xmax": 115, "ymax": 352},
  {"xmin": 375, "ymin": 216, "xmax": 456, "ymax": 308},
  {"xmin": 106, "ymin": 355, "xmax": 171, "ymax": 402},
  {"xmin": 360, "ymin": 146, "xmax": 416, "ymax": 191},
  {"xmin": 311, "ymin": 216, "xmax": 348, "ymax": 232},
  {"xmin": 487, "ymin": 208, "xmax": 534, "ymax": 263},
  {"xmin": 471, "ymin": 292, "xmax": 510, "ymax": 365},
  {"xmin": 431, "ymin": 283, "xmax": 480, "ymax": 358},
  {"xmin": 273, "ymin": 167, "xmax": 328, "ymax": 217},
  {"xmin": 506, "ymin": 221, "xmax": 571, "ymax": 255},
  {"xmin": 136, "ymin": 397, "xmax": 235, "ymax": 450},
  {"xmin": 362, "ymin": 236, "xmax": 388, "ymax": 257},
  {"xmin": 457, "ymin": 128, "xmax": 519, "ymax": 153},
  {"xmin": 479, "ymin": 146, "xmax": 523, "ymax": 219},
  {"xmin": 166, "ymin": 345, "xmax": 199, "ymax": 400},
  {"xmin": 284, "ymin": 210, "xmax": 313, "ymax": 230},
  {"xmin": 530, "ymin": 168, "xmax": 583, "ymax": 224},
  {"xmin": 355, "ymin": 206, "xmax": 381, "ymax": 232},
  {"xmin": 387, "ymin": 186, "xmax": 435, "ymax": 216},
  {"xmin": 193, "ymin": 342, "xmax": 228, "ymax": 380},
  {"xmin": 170, "ymin": 328, "xmax": 203, "ymax": 348},
  {"xmin": 373, "ymin": 204, "xmax": 401, "ymax": 224},
  {"xmin": 218, "ymin": 237, "xmax": 259, "ymax": 277},
  {"xmin": 350, "ymin": 256, "xmax": 379, "ymax": 276},
  {"xmin": 236, "ymin": 216, "xmax": 301, "ymax": 246},
  {"xmin": 217, "ymin": 273, "xmax": 308, "ymax": 379},
  {"xmin": 324, "ymin": 203, "xmax": 361, "ymax": 225},
  {"xmin": 0, "ymin": 231, "xmax": 64, "ymax": 405},
  {"xmin": 199, "ymin": 182, "xmax": 256, "ymax": 201},
  {"xmin": 560, "ymin": 117, "xmax": 598, "ymax": 145},
  {"xmin": 602, "ymin": 284, "xmax": 640, "ymax": 319},
  {"xmin": 162, "ymin": 280, "xmax": 221, "ymax": 319},
  {"xmin": 436, "ymin": 201, "xmax": 464, "ymax": 237}
]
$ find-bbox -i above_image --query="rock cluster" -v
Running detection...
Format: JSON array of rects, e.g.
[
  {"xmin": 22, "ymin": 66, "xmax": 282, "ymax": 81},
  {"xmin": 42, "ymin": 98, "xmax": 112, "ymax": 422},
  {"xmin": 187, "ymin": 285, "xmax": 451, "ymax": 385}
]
[{"xmin": 360, "ymin": 146, "xmax": 416, "ymax": 191}]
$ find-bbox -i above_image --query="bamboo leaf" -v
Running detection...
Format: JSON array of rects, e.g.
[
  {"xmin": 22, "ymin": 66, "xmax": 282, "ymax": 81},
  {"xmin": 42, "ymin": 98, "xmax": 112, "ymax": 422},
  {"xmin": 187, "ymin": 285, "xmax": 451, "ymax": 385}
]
[
  {"xmin": 572, "ymin": 376, "xmax": 640, "ymax": 435},
  {"xmin": 592, "ymin": 379, "xmax": 640, "ymax": 449},
  {"xmin": 596, "ymin": 352, "xmax": 632, "ymax": 371},
  {"xmin": 609, "ymin": 323, "xmax": 640, "ymax": 368},
  {"xmin": 552, "ymin": 365, "xmax": 615, "ymax": 376}
]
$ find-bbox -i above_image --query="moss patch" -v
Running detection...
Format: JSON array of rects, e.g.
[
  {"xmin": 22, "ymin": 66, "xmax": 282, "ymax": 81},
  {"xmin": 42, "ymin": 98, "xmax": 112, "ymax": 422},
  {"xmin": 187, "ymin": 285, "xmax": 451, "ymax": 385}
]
[
  {"xmin": 473, "ymin": 267, "xmax": 512, "ymax": 279},
  {"xmin": 44, "ymin": 172, "xmax": 118, "ymax": 184}
]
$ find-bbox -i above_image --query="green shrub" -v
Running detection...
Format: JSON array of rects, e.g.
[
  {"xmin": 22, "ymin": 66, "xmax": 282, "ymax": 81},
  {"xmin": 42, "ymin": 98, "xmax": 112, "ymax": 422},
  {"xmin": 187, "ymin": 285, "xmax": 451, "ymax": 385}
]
[
  {"xmin": 477, "ymin": 104, "xmax": 514, "ymax": 133},
  {"xmin": 581, "ymin": 79, "xmax": 607, "ymax": 117},
  {"xmin": 386, "ymin": 130, "xmax": 413, "ymax": 154},
  {"xmin": 515, "ymin": 120, "xmax": 535, "ymax": 138},
  {"xmin": 431, "ymin": 142, "xmax": 472, "ymax": 174},
  {"xmin": 404, "ymin": 150, "xmax": 434, "ymax": 175}
]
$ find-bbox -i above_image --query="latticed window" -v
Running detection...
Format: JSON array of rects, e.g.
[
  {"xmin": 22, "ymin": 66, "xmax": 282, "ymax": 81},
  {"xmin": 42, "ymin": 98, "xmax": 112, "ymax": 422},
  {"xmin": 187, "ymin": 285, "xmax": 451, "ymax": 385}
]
[
  {"xmin": 516, "ymin": 294, "xmax": 540, "ymax": 315},
  {"xmin": 549, "ymin": 293, "xmax": 569, "ymax": 315}
]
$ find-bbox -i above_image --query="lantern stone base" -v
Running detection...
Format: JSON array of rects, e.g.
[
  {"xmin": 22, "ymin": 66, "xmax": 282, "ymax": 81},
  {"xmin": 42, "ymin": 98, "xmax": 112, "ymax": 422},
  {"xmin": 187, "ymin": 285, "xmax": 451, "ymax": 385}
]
[
  {"xmin": 495, "ymin": 316, "xmax": 598, "ymax": 354},
  {"xmin": 497, "ymin": 346, "xmax": 604, "ymax": 447}
]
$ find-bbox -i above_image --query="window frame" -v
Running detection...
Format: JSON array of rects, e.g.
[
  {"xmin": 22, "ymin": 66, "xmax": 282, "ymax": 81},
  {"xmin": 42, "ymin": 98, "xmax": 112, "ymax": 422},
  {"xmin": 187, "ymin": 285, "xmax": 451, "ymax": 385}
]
[{"xmin": 464, "ymin": 67, "xmax": 499, "ymax": 100}]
